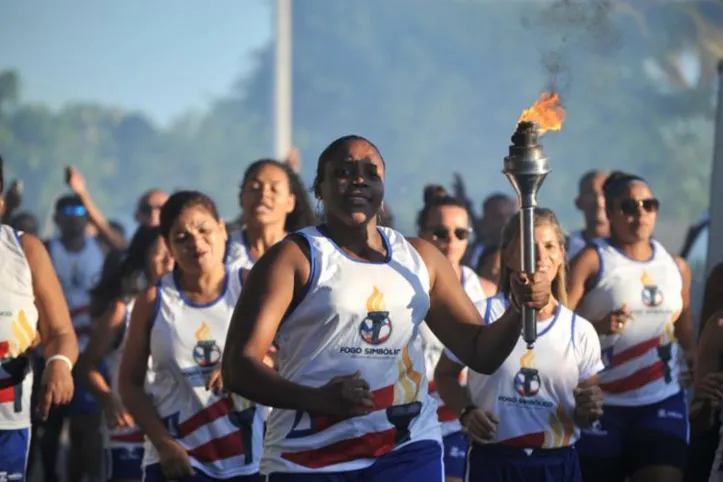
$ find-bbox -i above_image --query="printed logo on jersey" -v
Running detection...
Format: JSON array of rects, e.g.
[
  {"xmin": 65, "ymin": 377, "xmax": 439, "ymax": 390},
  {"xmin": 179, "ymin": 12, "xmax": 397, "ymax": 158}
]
[
  {"xmin": 192, "ymin": 322, "xmax": 221, "ymax": 367},
  {"xmin": 514, "ymin": 349, "xmax": 541, "ymax": 397},
  {"xmin": 498, "ymin": 349, "xmax": 553, "ymax": 409},
  {"xmin": 640, "ymin": 272, "xmax": 663, "ymax": 308},
  {"xmin": 339, "ymin": 286, "xmax": 401, "ymax": 358},
  {"xmin": 359, "ymin": 287, "xmax": 392, "ymax": 345}
]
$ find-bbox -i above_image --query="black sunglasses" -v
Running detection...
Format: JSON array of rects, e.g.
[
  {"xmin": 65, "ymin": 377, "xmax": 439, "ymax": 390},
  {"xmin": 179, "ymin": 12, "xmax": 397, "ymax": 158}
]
[
  {"xmin": 139, "ymin": 203, "xmax": 164, "ymax": 215},
  {"xmin": 619, "ymin": 198, "xmax": 660, "ymax": 216},
  {"xmin": 429, "ymin": 227, "xmax": 471, "ymax": 242}
]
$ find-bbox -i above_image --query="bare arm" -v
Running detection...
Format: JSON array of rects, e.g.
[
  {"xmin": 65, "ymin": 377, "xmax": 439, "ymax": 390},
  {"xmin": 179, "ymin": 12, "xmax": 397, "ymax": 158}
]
[
  {"xmin": 77, "ymin": 301, "xmax": 126, "ymax": 403},
  {"xmin": 433, "ymin": 353, "xmax": 472, "ymax": 415},
  {"xmin": 24, "ymin": 234, "xmax": 78, "ymax": 365},
  {"xmin": 690, "ymin": 311, "xmax": 723, "ymax": 433},
  {"xmin": 674, "ymin": 256, "xmax": 695, "ymax": 356},
  {"xmin": 222, "ymin": 239, "xmax": 320, "ymax": 411},
  {"xmin": 567, "ymin": 247, "xmax": 600, "ymax": 310},
  {"xmin": 119, "ymin": 287, "xmax": 171, "ymax": 448},
  {"xmin": 409, "ymin": 238, "xmax": 522, "ymax": 375},
  {"xmin": 66, "ymin": 166, "xmax": 125, "ymax": 250},
  {"xmin": 23, "ymin": 234, "xmax": 78, "ymax": 419}
]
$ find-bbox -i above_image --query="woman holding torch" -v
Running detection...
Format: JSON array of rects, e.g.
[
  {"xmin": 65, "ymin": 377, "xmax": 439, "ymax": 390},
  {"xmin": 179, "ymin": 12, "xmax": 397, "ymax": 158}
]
[
  {"xmin": 434, "ymin": 208, "xmax": 604, "ymax": 482},
  {"xmin": 221, "ymin": 135, "xmax": 551, "ymax": 481}
]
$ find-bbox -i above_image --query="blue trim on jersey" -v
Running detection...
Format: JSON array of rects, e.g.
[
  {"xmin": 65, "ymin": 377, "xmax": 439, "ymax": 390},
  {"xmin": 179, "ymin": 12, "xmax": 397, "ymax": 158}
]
[
  {"xmin": 318, "ymin": 225, "xmax": 392, "ymax": 264},
  {"xmin": 279, "ymin": 232, "xmax": 318, "ymax": 327},
  {"xmin": 571, "ymin": 312, "xmax": 578, "ymax": 349},
  {"xmin": 537, "ymin": 303, "xmax": 562, "ymax": 337},
  {"xmin": 174, "ymin": 268, "xmax": 230, "ymax": 308},
  {"xmin": 242, "ymin": 230, "xmax": 257, "ymax": 264},
  {"xmin": 238, "ymin": 267, "xmax": 245, "ymax": 287},
  {"xmin": 149, "ymin": 280, "xmax": 163, "ymax": 331},
  {"xmin": 483, "ymin": 298, "xmax": 493, "ymax": 324},
  {"xmin": 11, "ymin": 228, "xmax": 22, "ymax": 245},
  {"xmin": 607, "ymin": 238, "xmax": 657, "ymax": 264},
  {"xmin": 590, "ymin": 242, "xmax": 605, "ymax": 290}
]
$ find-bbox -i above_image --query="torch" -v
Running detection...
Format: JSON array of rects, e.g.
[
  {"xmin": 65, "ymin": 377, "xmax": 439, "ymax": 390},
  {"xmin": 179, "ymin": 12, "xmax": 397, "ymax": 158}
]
[{"xmin": 503, "ymin": 93, "xmax": 564, "ymax": 349}]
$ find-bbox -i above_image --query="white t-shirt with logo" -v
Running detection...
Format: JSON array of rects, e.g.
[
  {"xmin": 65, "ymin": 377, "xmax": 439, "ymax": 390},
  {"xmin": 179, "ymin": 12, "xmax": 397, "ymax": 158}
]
[{"xmin": 446, "ymin": 294, "xmax": 603, "ymax": 449}]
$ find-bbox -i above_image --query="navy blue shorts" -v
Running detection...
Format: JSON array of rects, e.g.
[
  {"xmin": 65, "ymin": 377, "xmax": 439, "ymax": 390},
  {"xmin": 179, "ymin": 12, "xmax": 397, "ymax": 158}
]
[
  {"xmin": 266, "ymin": 440, "xmax": 443, "ymax": 482},
  {"xmin": 442, "ymin": 431, "xmax": 467, "ymax": 478},
  {"xmin": 107, "ymin": 446, "xmax": 143, "ymax": 480},
  {"xmin": 143, "ymin": 463, "xmax": 263, "ymax": 481},
  {"xmin": 576, "ymin": 391, "xmax": 689, "ymax": 480},
  {"xmin": 0, "ymin": 428, "xmax": 31, "ymax": 482},
  {"xmin": 465, "ymin": 443, "xmax": 582, "ymax": 482}
]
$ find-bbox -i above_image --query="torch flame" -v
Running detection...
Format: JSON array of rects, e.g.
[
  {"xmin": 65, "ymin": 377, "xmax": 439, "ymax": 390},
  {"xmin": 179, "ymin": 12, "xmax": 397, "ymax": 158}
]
[
  {"xmin": 366, "ymin": 286, "xmax": 386, "ymax": 312},
  {"xmin": 195, "ymin": 321, "xmax": 212, "ymax": 341},
  {"xmin": 520, "ymin": 349, "xmax": 535, "ymax": 369},
  {"xmin": 517, "ymin": 92, "xmax": 566, "ymax": 136}
]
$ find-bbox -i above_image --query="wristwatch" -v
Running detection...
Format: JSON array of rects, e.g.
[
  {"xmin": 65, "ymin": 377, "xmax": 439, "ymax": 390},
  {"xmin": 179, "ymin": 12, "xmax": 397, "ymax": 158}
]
[{"xmin": 459, "ymin": 405, "xmax": 477, "ymax": 424}]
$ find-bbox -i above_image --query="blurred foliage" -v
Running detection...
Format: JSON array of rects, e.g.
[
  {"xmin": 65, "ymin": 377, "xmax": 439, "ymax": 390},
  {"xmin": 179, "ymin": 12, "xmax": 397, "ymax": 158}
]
[{"xmin": 0, "ymin": 0, "xmax": 720, "ymax": 234}]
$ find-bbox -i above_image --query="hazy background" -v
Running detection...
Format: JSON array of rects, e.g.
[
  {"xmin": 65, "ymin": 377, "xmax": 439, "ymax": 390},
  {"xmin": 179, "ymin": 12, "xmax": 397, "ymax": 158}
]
[{"xmin": 1, "ymin": 0, "xmax": 721, "ymax": 248}]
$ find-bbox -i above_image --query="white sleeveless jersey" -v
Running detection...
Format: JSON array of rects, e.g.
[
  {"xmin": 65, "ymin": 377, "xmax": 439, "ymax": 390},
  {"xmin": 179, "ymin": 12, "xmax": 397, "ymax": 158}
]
[
  {"xmin": 446, "ymin": 294, "xmax": 604, "ymax": 448},
  {"xmin": 419, "ymin": 265, "xmax": 484, "ymax": 437},
  {"xmin": 0, "ymin": 226, "xmax": 39, "ymax": 429},
  {"xmin": 47, "ymin": 237, "xmax": 104, "ymax": 351},
  {"xmin": 225, "ymin": 231, "xmax": 255, "ymax": 270},
  {"xmin": 103, "ymin": 298, "xmax": 146, "ymax": 450},
  {"xmin": 262, "ymin": 226, "xmax": 440, "ymax": 474},
  {"xmin": 566, "ymin": 230, "xmax": 589, "ymax": 262},
  {"xmin": 576, "ymin": 239, "xmax": 683, "ymax": 406},
  {"xmin": 144, "ymin": 268, "xmax": 264, "ymax": 478}
]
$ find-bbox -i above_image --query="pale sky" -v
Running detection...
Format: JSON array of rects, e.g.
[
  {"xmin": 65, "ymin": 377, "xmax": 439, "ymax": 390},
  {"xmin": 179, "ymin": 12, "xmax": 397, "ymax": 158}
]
[{"xmin": 0, "ymin": 0, "xmax": 272, "ymax": 126}]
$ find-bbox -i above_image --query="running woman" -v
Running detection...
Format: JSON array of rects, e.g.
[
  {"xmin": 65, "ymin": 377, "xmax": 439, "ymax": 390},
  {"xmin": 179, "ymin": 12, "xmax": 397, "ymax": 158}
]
[
  {"xmin": 119, "ymin": 191, "xmax": 264, "ymax": 482},
  {"xmin": 221, "ymin": 135, "xmax": 551, "ymax": 482},
  {"xmin": 77, "ymin": 226, "xmax": 174, "ymax": 482},
  {"xmin": 568, "ymin": 171, "xmax": 695, "ymax": 482},
  {"xmin": 0, "ymin": 154, "xmax": 78, "ymax": 480},
  {"xmin": 226, "ymin": 159, "xmax": 298, "ymax": 270},
  {"xmin": 227, "ymin": 158, "xmax": 317, "ymax": 270},
  {"xmin": 435, "ymin": 207, "xmax": 604, "ymax": 482},
  {"xmin": 416, "ymin": 194, "xmax": 485, "ymax": 482},
  {"xmin": 690, "ymin": 308, "xmax": 723, "ymax": 481}
]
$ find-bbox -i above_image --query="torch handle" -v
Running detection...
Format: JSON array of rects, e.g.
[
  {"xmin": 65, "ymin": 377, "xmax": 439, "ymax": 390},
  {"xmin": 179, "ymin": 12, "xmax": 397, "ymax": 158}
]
[{"xmin": 520, "ymin": 206, "xmax": 537, "ymax": 349}]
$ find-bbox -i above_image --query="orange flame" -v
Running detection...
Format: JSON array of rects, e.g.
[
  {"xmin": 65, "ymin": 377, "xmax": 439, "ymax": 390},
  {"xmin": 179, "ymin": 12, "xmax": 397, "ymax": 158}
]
[
  {"xmin": 195, "ymin": 322, "xmax": 212, "ymax": 341},
  {"xmin": 366, "ymin": 287, "xmax": 386, "ymax": 312},
  {"xmin": 517, "ymin": 92, "xmax": 566, "ymax": 136},
  {"xmin": 520, "ymin": 349, "xmax": 535, "ymax": 369}
]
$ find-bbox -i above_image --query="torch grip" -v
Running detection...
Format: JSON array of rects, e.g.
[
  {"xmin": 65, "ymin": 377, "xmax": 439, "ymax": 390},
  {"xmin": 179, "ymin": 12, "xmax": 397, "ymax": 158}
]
[{"xmin": 520, "ymin": 206, "xmax": 537, "ymax": 349}]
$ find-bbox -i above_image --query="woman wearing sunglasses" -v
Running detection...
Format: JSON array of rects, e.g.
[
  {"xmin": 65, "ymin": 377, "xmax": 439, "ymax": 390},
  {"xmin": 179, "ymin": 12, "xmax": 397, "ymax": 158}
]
[
  {"xmin": 567, "ymin": 171, "xmax": 695, "ymax": 482},
  {"xmin": 417, "ymin": 193, "xmax": 485, "ymax": 482}
]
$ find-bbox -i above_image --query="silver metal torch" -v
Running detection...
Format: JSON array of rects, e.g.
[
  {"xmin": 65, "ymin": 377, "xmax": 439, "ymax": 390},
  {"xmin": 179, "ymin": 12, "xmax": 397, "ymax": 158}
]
[{"xmin": 503, "ymin": 121, "xmax": 550, "ymax": 349}]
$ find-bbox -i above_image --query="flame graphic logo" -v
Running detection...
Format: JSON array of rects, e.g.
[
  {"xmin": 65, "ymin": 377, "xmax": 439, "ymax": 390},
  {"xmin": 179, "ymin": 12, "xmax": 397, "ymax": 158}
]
[
  {"xmin": 195, "ymin": 322, "xmax": 212, "ymax": 341},
  {"xmin": 520, "ymin": 349, "xmax": 535, "ymax": 369},
  {"xmin": 640, "ymin": 272, "xmax": 654, "ymax": 286},
  {"xmin": 9, "ymin": 310, "xmax": 35, "ymax": 358},
  {"xmin": 393, "ymin": 346, "xmax": 423, "ymax": 405},
  {"xmin": 366, "ymin": 287, "xmax": 386, "ymax": 312},
  {"xmin": 192, "ymin": 322, "xmax": 221, "ymax": 367},
  {"xmin": 640, "ymin": 272, "xmax": 664, "ymax": 307},
  {"xmin": 517, "ymin": 92, "xmax": 566, "ymax": 136},
  {"xmin": 360, "ymin": 287, "xmax": 392, "ymax": 345},
  {"xmin": 514, "ymin": 349, "xmax": 541, "ymax": 397},
  {"xmin": 548, "ymin": 405, "xmax": 575, "ymax": 448}
]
